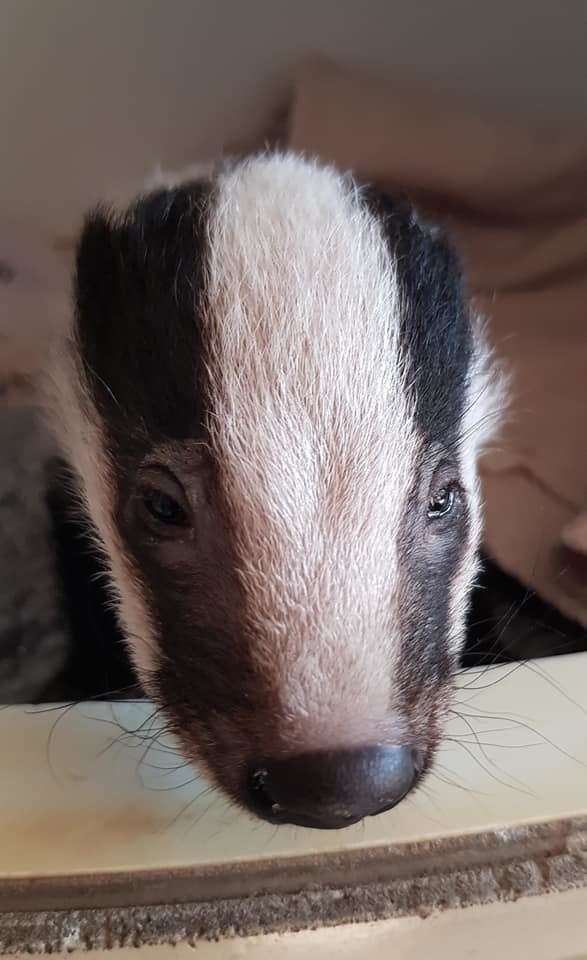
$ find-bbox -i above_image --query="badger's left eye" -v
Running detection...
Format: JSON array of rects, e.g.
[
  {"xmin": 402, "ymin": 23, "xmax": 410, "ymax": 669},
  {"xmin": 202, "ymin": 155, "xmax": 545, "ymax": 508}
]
[{"xmin": 427, "ymin": 482, "xmax": 457, "ymax": 520}]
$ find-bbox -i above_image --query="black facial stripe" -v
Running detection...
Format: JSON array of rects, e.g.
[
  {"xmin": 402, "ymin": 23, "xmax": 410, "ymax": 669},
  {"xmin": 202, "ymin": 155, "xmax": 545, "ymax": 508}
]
[
  {"xmin": 74, "ymin": 180, "xmax": 216, "ymax": 679},
  {"xmin": 126, "ymin": 516, "xmax": 270, "ymax": 758},
  {"xmin": 396, "ymin": 476, "xmax": 472, "ymax": 716},
  {"xmin": 358, "ymin": 186, "xmax": 475, "ymax": 721},
  {"xmin": 75, "ymin": 181, "xmax": 211, "ymax": 456},
  {"xmin": 360, "ymin": 188, "xmax": 474, "ymax": 448}
]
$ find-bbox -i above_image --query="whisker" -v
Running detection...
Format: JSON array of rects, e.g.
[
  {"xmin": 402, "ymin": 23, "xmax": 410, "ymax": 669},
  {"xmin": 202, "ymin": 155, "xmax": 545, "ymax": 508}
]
[{"xmin": 452, "ymin": 707, "xmax": 587, "ymax": 770}]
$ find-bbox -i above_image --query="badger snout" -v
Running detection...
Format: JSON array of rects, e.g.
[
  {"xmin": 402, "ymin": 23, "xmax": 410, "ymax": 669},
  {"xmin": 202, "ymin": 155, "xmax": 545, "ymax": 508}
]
[{"xmin": 246, "ymin": 745, "xmax": 421, "ymax": 829}]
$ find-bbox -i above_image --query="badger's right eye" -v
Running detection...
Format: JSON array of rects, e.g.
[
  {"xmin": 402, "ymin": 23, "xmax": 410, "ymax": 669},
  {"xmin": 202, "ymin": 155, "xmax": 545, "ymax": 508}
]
[
  {"xmin": 142, "ymin": 488, "xmax": 187, "ymax": 526},
  {"xmin": 132, "ymin": 468, "xmax": 192, "ymax": 537}
]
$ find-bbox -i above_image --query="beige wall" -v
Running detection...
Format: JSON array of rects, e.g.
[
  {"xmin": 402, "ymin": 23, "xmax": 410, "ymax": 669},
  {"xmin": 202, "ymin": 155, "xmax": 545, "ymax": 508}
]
[{"xmin": 1, "ymin": 0, "xmax": 586, "ymax": 233}]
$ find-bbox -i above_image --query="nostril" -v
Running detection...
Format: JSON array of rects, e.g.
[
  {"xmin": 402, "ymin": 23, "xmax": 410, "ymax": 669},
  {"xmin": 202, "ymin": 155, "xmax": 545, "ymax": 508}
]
[{"xmin": 247, "ymin": 767, "xmax": 284, "ymax": 822}]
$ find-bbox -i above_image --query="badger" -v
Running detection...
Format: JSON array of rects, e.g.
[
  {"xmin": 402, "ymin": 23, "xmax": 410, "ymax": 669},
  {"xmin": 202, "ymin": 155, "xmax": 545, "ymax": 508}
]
[{"xmin": 44, "ymin": 152, "xmax": 504, "ymax": 830}]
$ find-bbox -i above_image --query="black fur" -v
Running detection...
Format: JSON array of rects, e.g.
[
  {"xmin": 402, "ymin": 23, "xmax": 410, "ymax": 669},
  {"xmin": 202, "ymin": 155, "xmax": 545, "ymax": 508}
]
[
  {"xmin": 74, "ymin": 182, "xmax": 216, "ymax": 702},
  {"xmin": 44, "ymin": 460, "xmax": 136, "ymax": 700},
  {"xmin": 362, "ymin": 190, "xmax": 474, "ymax": 448},
  {"xmin": 75, "ymin": 183, "xmax": 211, "ymax": 456},
  {"xmin": 397, "ymin": 472, "xmax": 471, "ymax": 726}
]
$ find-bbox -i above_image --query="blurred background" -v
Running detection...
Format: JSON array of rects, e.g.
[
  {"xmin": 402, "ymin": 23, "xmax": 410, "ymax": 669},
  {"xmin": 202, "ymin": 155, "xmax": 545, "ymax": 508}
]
[{"xmin": 2, "ymin": 0, "xmax": 587, "ymax": 234}]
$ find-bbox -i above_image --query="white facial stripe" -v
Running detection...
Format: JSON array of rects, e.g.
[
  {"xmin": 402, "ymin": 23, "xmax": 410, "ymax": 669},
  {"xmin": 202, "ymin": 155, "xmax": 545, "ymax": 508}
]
[
  {"xmin": 202, "ymin": 154, "xmax": 422, "ymax": 730},
  {"xmin": 42, "ymin": 339, "xmax": 159, "ymax": 689},
  {"xmin": 446, "ymin": 326, "xmax": 507, "ymax": 654}
]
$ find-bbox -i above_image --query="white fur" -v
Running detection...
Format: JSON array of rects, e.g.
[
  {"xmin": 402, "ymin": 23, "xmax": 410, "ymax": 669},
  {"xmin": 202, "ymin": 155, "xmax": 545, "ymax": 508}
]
[{"xmin": 447, "ymin": 325, "xmax": 508, "ymax": 654}]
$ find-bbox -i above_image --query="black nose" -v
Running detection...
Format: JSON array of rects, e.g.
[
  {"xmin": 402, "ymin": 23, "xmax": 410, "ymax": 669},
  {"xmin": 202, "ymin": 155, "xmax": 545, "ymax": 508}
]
[{"xmin": 246, "ymin": 745, "xmax": 419, "ymax": 830}]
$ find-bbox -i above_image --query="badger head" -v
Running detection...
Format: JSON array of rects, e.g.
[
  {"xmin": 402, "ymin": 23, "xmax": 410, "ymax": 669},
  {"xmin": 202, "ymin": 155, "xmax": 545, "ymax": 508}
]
[{"xmin": 46, "ymin": 153, "xmax": 504, "ymax": 829}]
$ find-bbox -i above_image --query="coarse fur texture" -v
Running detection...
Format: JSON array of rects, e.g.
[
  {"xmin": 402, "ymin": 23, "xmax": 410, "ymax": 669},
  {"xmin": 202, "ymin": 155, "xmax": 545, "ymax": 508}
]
[{"xmin": 43, "ymin": 151, "xmax": 505, "ymax": 818}]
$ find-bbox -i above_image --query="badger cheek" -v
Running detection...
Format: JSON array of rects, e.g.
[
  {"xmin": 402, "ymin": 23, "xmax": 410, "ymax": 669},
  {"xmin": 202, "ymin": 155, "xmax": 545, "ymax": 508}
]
[
  {"xmin": 415, "ymin": 682, "xmax": 453, "ymax": 782},
  {"xmin": 401, "ymin": 563, "xmax": 476, "ymax": 786},
  {"xmin": 151, "ymin": 632, "xmax": 273, "ymax": 802},
  {"xmin": 149, "ymin": 688, "xmax": 239, "ymax": 800}
]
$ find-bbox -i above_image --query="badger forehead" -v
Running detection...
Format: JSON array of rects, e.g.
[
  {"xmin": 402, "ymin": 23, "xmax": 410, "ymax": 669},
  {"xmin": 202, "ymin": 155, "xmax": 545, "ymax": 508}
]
[
  {"xmin": 205, "ymin": 158, "xmax": 418, "ymax": 550},
  {"xmin": 205, "ymin": 154, "xmax": 476, "ymax": 522}
]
